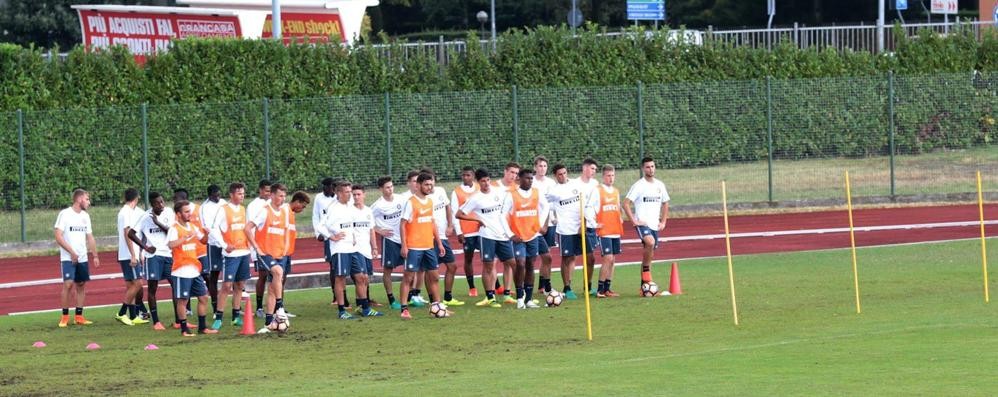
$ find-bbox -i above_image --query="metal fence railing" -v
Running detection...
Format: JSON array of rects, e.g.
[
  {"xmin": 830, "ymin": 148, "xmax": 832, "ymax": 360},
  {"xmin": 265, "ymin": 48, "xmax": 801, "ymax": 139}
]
[{"xmin": 1, "ymin": 72, "xmax": 996, "ymax": 243}]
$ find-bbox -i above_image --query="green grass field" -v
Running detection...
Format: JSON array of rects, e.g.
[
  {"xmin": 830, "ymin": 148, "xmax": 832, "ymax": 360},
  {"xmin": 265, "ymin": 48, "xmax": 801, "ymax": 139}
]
[
  {"xmin": 2, "ymin": 238, "xmax": 997, "ymax": 396},
  {"xmin": 2, "ymin": 146, "xmax": 995, "ymax": 244}
]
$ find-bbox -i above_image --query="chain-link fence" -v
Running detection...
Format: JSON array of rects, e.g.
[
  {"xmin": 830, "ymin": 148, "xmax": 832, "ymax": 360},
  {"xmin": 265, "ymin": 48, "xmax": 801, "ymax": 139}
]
[{"xmin": 1, "ymin": 72, "xmax": 995, "ymax": 243}]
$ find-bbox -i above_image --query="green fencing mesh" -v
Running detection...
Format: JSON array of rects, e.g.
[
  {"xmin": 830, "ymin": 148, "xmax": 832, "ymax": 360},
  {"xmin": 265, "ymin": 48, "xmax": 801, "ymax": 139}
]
[{"xmin": 1, "ymin": 72, "xmax": 995, "ymax": 242}]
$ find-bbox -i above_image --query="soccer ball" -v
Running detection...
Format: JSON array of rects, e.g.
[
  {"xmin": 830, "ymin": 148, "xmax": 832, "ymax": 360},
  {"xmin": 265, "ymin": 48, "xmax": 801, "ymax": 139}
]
[
  {"xmin": 429, "ymin": 302, "xmax": 450, "ymax": 318},
  {"xmin": 545, "ymin": 290, "xmax": 563, "ymax": 307},
  {"xmin": 275, "ymin": 309, "xmax": 290, "ymax": 333},
  {"xmin": 640, "ymin": 282, "xmax": 660, "ymax": 297}
]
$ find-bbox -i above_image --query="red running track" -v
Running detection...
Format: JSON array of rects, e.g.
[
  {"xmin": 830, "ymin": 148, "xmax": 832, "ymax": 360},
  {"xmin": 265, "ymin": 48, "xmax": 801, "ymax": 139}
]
[{"xmin": 1, "ymin": 204, "xmax": 994, "ymax": 315}]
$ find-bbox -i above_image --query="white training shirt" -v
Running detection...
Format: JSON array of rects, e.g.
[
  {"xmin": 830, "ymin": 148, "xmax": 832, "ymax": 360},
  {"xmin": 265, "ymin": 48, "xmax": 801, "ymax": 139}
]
[
  {"xmin": 116, "ymin": 204, "xmax": 144, "ymax": 261},
  {"xmin": 459, "ymin": 188, "xmax": 513, "ymax": 241},
  {"xmin": 532, "ymin": 176, "xmax": 556, "ymax": 226},
  {"xmin": 371, "ymin": 194, "xmax": 404, "ymax": 245},
  {"xmin": 546, "ymin": 181, "xmax": 583, "ymax": 235},
  {"xmin": 199, "ymin": 198, "xmax": 227, "ymax": 247},
  {"xmin": 167, "ymin": 222, "xmax": 204, "ymax": 278},
  {"xmin": 429, "ymin": 186, "xmax": 451, "ymax": 239},
  {"xmin": 573, "ymin": 177, "xmax": 600, "ymax": 228},
  {"xmin": 55, "ymin": 207, "xmax": 93, "ymax": 262},
  {"xmin": 133, "ymin": 208, "xmax": 176, "ymax": 259},
  {"xmin": 246, "ymin": 196, "xmax": 270, "ymax": 243},
  {"xmin": 354, "ymin": 205, "xmax": 376, "ymax": 259},
  {"xmin": 450, "ymin": 184, "xmax": 479, "ymax": 236},
  {"xmin": 317, "ymin": 200, "xmax": 359, "ymax": 255},
  {"xmin": 312, "ymin": 192, "xmax": 337, "ymax": 237},
  {"xmin": 625, "ymin": 177, "xmax": 671, "ymax": 226}
]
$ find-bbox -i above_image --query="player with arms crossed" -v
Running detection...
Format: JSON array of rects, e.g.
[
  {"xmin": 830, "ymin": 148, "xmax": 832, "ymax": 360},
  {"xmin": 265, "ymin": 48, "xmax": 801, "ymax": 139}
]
[
  {"xmin": 457, "ymin": 169, "xmax": 516, "ymax": 309},
  {"xmin": 623, "ymin": 157, "xmax": 671, "ymax": 295}
]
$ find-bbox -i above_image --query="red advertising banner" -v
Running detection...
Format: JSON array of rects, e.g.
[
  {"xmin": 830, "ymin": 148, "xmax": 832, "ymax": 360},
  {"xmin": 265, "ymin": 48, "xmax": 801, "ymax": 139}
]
[
  {"xmin": 78, "ymin": 9, "xmax": 242, "ymax": 60},
  {"xmin": 262, "ymin": 12, "xmax": 345, "ymax": 43}
]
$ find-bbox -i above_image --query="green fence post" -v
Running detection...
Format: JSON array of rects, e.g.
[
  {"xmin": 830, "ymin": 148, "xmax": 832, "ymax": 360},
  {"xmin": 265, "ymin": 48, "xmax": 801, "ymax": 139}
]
[
  {"xmin": 637, "ymin": 81, "xmax": 645, "ymax": 160},
  {"xmin": 512, "ymin": 85, "xmax": 520, "ymax": 163},
  {"xmin": 766, "ymin": 76, "xmax": 774, "ymax": 203},
  {"xmin": 142, "ymin": 103, "xmax": 150, "ymax": 207},
  {"xmin": 17, "ymin": 109, "xmax": 26, "ymax": 242},
  {"xmin": 888, "ymin": 71, "xmax": 896, "ymax": 198},
  {"xmin": 385, "ymin": 92, "xmax": 392, "ymax": 176},
  {"xmin": 263, "ymin": 98, "xmax": 271, "ymax": 180}
]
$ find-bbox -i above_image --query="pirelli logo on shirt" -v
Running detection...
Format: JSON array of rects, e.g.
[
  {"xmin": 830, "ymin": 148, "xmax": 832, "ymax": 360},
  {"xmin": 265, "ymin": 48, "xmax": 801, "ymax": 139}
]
[
  {"xmin": 352, "ymin": 221, "xmax": 372, "ymax": 228},
  {"xmin": 558, "ymin": 197, "xmax": 580, "ymax": 206},
  {"xmin": 382, "ymin": 211, "xmax": 402, "ymax": 220},
  {"xmin": 68, "ymin": 226, "xmax": 89, "ymax": 232},
  {"xmin": 602, "ymin": 204, "xmax": 619, "ymax": 212},
  {"xmin": 146, "ymin": 227, "xmax": 165, "ymax": 235},
  {"xmin": 642, "ymin": 197, "xmax": 661, "ymax": 203},
  {"xmin": 182, "ymin": 243, "xmax": 196, "ymax": 251},
  {"xmin": 481, "ymin": 205, "xmax": 502, "ymax": 214},
  {"xmin": 416, "ymin": 216, "xmax": 433, "ymax": 223},
  {"xmin": 231, "ymin": 223, "xmax": 245, "ymax": 231},
  {"xmin": 433, "ymin": 202, "xmax": 447, "ymax": 211},
  {"xmin": 337, "ymin": 222, "xmax": 354, "ymax": 229},
  {"xmin": 515, "ymin": 209, "xmax": 538, "ymax": 217},
  {"xmin": 267, "ymin": 228, "xmax": 285, "ymax": 236}
]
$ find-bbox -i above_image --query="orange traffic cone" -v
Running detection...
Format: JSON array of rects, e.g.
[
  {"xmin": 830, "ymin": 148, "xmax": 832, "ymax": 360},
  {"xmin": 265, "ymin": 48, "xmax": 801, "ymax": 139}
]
[
  {"xmin": 668, "ymin": 262, "xmax": 683, "ymax": 295},
  {"xmin": 239, "ymin": 293, "xmax": 256, "ymax": 335}
]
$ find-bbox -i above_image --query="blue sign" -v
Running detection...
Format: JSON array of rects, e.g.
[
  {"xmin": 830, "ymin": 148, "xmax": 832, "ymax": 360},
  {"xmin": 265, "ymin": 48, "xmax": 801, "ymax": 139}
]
[
  {"xmin": 895, "ymin": 0, "xmax": 907, "ymax": 11},
  {"xmin": 627, "ymin": 0, "xmax": 665, "ymax": 21}
]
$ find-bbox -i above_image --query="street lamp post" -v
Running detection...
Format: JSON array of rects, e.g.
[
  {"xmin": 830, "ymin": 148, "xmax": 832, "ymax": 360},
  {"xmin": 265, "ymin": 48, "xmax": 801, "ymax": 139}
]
[
  {"xmin": 477, "ymin": 10, "xmax": 488, "ymax": 45},
  {"xmin": 490, "ymin": 0, "xmax": 496, "ymax": 53}
]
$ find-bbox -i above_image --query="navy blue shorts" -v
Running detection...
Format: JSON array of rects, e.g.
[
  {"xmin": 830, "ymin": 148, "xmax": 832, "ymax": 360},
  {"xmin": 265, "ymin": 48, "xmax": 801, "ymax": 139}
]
[
  {"xmin": 172, "ymin": 276, "xmax": 208, "ymax": 300},
  {"xmin": 118, "ymin": 259, "xmax": 144, "ymax": 281},
  {"xmin": 381, "ymin": 238, "xmax": 403, "ymax": 268},
  {"xmin": 404, "ymin": 249, "xmax": 439, "ymax": 272},
  {"xmin": 599, "ymin": 237, "xmax": 622, "ymax": 255},
  {"xmin": 258, "ymin": 255, "xmax": 289, "ymax": 273},
  {"xmin": 364, "ymin": 256, "xmax": 374, "ymax": 275},
  {"xmin": 223, "ymin": 255, "xmax": 251, "ymax": 282},
  {"xmin": 323, "ymin": 240, "xmax": 332, "ymax": 263},
  {"xmin": 462, "ymin": 235, "xmax": 480, "ymax": 253},
  {"xmin": 635, "ymin": 226, "xmax": 660, "ymax": 249},
  {"xmin": 542, "ymin": 227, "xmax": 557, "ymax": 248},
  {"xmin": 331, "ymin": 252, "xmax": 367, "ymax": 277},
  {"xmin": 480, "ymin": 237, "xmax": 514, "ymax": 262},
  {"xmin": 437, "ymin": 239, "xmax": 455, "ymax": 264},
  {"xmin": 557, "ymin": 233, "xmax": 596, "ymax": 257},
  {"xmin": 513, "ymin": 237, "xmax": 541, "ymax": 258},
  {"xmin": 60, "ymin": 261, "xmax": 91, "ymax": 282},
  {"xmin": 145, "ymin": 255, "xmax": 173, "ymax": 281},
  {"xmin": 205, "ymin": 245, "xmax": 224, "ymax": 273},
  {"xmin": 198, "ymin": 257, "xmax": 209, "ymax": 275}
]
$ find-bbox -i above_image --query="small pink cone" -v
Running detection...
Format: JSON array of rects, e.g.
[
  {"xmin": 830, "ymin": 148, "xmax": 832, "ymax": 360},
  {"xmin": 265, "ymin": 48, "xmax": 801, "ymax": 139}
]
[
  {"xmin": 85, "ymin": 342, "xmax": 101, "ymax": 350},
  {"xmin": 144, "ymin": 344, "xmax": 159, "ymax": 351},
  {"xmin": 32, "ymin": 341, "xmax": 46, "ymax": 348}
]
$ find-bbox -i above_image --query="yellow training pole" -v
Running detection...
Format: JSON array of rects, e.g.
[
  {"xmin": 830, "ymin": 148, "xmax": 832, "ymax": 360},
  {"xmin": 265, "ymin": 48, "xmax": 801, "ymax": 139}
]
[
  {"xmin": 579, "ymin": 192, "xmax": 593, "ymax": 341},
  {"xmin": 977, "ymin": 171, "xmax": 989, "ymax": 303},
  {"xmin": 845, "ymin": 171, "xmax": 862, "ymax": 314},
  {"xmin": 721, "ymin": 181, "xmax": 739, "ymax": 326}
]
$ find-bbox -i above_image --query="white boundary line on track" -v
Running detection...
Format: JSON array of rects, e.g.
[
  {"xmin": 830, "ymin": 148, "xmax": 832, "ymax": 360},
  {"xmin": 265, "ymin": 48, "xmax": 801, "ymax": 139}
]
[
  {"xmin": 6, "ymin": 235, "xmax": 993, "ymax": 316},
  {"xmin": 2, "ymin": 219, "xmax": 995, "ymax": 290}
]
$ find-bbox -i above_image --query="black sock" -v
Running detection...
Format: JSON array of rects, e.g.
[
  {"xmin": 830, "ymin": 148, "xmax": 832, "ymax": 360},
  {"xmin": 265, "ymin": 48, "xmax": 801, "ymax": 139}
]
[
  {"xmin": 128, "ymin": 304, "xmax": 137, "ymax": 319},
  {"xmin": 265, "ymin": 314, "xmax": 274, "ymax": 326},
  {"xmin": 413, "ymin": 289, "xmax": 421, "ymax": 298},
  {"xmin": 401, "ymin": 304, "xmax": 408, "ymax": 310},
  {"xmin": 232, "ymin": 309, "xmax": 239, "ymax": 320},
  {"xmin": 606, "ymin": 279, "xmax": 612, "ymax": 292},
  {"xmin": 211, "ymin": 297, "xmax": 217, "ymax": 313},
  {"xmin": 214, "ymin": 311, "xmax": 223, "ymax": 321},
  {"xmin": 503, "ymin": 289, "xmax": 511, "ymax": 296},
  {"xmin": 486, "ymin": 290, "xmax": 495, "ymax": 300},
  {"xmin": 525, "ymin": 284, "xmax": 534, "ymax": 302},
  {"xmin": 75, "ymin": 307, "xmax": 83, "ymax": 315},
  {"xmin": 118, "ymin": 303, "xmax": 128, "ymax": 316},
  {"xmin": 275, "ymin": 298, "xmax": 284, "ymax": 310},
  {"xmin": 338, "ymin": 304, "xmax": 345, "ymax": 313},
  {"xmin": 151, "ymin": 309, "xmax": 160, "ymax": 323},
  {"xmin": 587, "ymin": 283, "xmax": 592, "ymax": 293},
  {"xmin": 344, "ymin": 297, "xmax": 351, "ymax": 307},
  {"xmin": 597, "ymin": 280, "xmax": 606, "ymax": 293},
  {"xmin": 495, "ymin": 280, "xmax": 501, "ymax": 290},
  {"xmin": 539, "ymin": 277, "xmax": 550, "ymax": 293},
  {"xmin": 359, "ymin": 298, "xmax": 370, "ymax": 312},
  {"xmin": 516, "ymin": 288, "xmax": 524, "ymax": 300},
  {"xmin": 642, "ymin": 265, "xmax": 650, "ymax": 273},
  {"xmin": 466, "ymin": 276, "xmax": 475, "ymax": 289},
  {"xmin": 256, "ymin": 295, "xmax": 263, "ymax": 310},
  {"xmin": 387, "ymin": 293, "xmax": 396, "ymax": 304},
  {"xmin": 180, "ymin": 319, "xmax": 189, "ymax": 333},
  {"xmin": 198, "ymin": 315, "xmax": 206, "ymax": 331},
  {"xmin": 62, "ymin": 308, "xmax": 69, "ymax": 315},
  {"xmin": 136, "ymin": 298, "xmax": 147, "ymax": 313},
  {"xmin": 444, "ymin": 291, "xmax": 453, "ymax": 301},
  {"xmin": 564, "ymin": 285, "xmax": 572, "ymax": 292}
]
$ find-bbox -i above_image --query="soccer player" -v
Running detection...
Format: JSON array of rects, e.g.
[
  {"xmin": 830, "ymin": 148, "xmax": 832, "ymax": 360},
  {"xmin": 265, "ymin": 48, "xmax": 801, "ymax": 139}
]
[
  {"xmin": 199, "ymin": 184, "xmax": 226, "ymax": 315},
  {"xmin": 208, "ymin": 182, "xmax": 252, "ymax": 330},
  {"xmin": 313, "ymin": 177, "xmax": 339, "ymax": 305},
  {"xmin": 247, "ymin": 180, "xmax": 272, "ymax": 317},
  {"xmin": 456, "ymin": 169, "xmax": 515, "ymax": 309},
  {"xmin": 54, "ymin": 188, "xmax": 100, "ymax": 327},
  {"xmin": 371, "ymin": 176, "xmax": 405, "ymax": 310},
  {"xmin": 425, "ymin": 169, "xmax": 463, "ymax": 307},
  {"xmin": 623, "ymin": 157, "xmax": 671, "ymax": 295},
  {"xmin": 166, "ymin": 200, "xmax": 219, "ymax": 336},
  {"xmin": 279, "ymin": 190, "xmax": 310, "ymax": 316},
  {"xmin": 317, "ymin": 181, "xmax": 377, "ymax": 319},
  {"xmin": 595, "ymin": 165, "xmax": 624, "ymax": 298},
  {"xmin": 575, "ymin": 158, "xmax": 601, "ymax": 296},
  {"xmin": 494, "ymin": 162, "xmax": 520, "ymax": 302},
  {"xmin": 544, "ymin": 163, "xmax": 596, "ymax": 300},
  {"xmin": 350, "ymin": 184, "xmax": 383, "ymax": 317},
  {"xmin": 399, "ymin": 172, "xmax": 448, "ymax": 319},
  {"xmin": 451, "ymin": 167, "xmax": 480, "ymax": 297},
  {"xmin": 400, "ymin": 170, "xmax": 429, "ymax": 307},
  {"xmin": 508, "ymin": 168, "xmax": 549, "ymax": 309},
  {"xmin": 127, "ymin": 192, "xmax": 177, "ymax": 330},
  {"xmin": 248, "ymin": 184, "xmax": 296, "ymax": 332},
  {"xmin": 114, "ymin": 188, "xmax": 149, "ymax": 326},
  {"xmin": 531, "ymin": 156, "xmax": 557, "ymax": 294}
]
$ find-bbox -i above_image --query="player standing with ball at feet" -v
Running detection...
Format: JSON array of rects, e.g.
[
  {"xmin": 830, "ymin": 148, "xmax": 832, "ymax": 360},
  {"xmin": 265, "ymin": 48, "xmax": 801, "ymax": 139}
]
[
  {"xmin": 623, "ymin": 157, "xmax": 671, "ymax": 296},
  {"xmin": 167, "ymin": 200, "xmax": 218, "ymax": 336},
  {"xmin": 399, "ymin": 173, "xmax": 448, "ymax": 319},
  {"xmin": 208, "ymin": 182, "xmax": 253, "ymax": 330}
]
